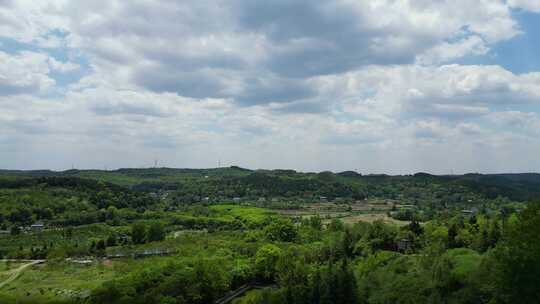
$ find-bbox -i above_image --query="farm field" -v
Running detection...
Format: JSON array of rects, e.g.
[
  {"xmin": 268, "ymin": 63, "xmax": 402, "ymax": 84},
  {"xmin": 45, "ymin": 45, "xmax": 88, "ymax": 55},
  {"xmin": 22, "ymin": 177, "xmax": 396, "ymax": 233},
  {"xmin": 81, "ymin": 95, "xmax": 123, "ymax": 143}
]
[
  {"xmin": 274, "ymin": 199, "xmax": 410, "ymax": 227},
  {"xmin": 338, "ymin": 213, "xmax": 410, "ymax": 226}
]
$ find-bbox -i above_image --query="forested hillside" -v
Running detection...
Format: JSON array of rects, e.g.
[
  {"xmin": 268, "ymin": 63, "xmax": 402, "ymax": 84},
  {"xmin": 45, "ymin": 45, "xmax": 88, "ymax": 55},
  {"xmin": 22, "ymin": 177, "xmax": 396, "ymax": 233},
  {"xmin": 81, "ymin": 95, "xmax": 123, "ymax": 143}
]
[
  {"xmin": 0, "ymin": 168, "xmax": 539, "ymax": 304},
  {"xmin": 2, "ymin": 167, "xmax": 540, "ymax": 200},
  {"xmin": 1, "ymin": 168, "xmax": 537, "ymax": 223}
]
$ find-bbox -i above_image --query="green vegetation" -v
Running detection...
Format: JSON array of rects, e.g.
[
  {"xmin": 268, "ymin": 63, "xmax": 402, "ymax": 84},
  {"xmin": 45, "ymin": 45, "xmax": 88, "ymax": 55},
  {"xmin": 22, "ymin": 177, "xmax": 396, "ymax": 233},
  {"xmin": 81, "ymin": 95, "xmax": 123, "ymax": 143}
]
[{"xmin": 0, "ymin": 168, "xmax": 538, "ymax": 303}]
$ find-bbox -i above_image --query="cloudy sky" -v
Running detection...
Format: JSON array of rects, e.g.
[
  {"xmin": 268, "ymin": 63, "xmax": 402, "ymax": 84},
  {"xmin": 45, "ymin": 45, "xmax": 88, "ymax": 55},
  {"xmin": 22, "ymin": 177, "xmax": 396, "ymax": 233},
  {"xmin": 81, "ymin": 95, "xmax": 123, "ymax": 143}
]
[{"xmin": 1, "ymin": 0, "xmax": 540, "ymax": 174}]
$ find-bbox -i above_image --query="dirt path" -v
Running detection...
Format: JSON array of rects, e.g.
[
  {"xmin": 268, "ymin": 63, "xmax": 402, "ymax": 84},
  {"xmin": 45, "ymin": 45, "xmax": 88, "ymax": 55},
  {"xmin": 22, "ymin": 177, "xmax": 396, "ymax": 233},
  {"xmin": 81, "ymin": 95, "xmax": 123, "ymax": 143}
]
[{"xmin": 0, "ymin": 260, "xmax": 45, "ymax": 289}]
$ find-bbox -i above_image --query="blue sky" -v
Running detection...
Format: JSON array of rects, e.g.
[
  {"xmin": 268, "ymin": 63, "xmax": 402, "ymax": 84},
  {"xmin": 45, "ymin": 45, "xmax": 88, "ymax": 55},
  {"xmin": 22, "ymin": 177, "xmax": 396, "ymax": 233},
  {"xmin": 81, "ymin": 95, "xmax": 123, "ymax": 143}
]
[
  {"xmin": 458, "ymin": 10, "xmax": 540, "ymax": 73},
  {"xmin": 500, "ymin": 11, "xmax": 540, "ymax": 73},
  {"xmin": 1, "ymin": 0, "xmax": 540, "ymax": 174}
]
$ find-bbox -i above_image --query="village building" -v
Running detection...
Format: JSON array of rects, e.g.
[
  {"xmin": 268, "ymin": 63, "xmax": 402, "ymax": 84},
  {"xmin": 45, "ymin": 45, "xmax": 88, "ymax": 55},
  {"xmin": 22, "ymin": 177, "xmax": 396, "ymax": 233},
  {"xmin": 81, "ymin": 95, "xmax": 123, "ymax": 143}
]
[
  {"xmin": 30, "ymin": 222, "xmax": 45, "ymax": 231},
  {"xmin": 461, "ymin": 209, "xmax": 476, "ymax": 219}
]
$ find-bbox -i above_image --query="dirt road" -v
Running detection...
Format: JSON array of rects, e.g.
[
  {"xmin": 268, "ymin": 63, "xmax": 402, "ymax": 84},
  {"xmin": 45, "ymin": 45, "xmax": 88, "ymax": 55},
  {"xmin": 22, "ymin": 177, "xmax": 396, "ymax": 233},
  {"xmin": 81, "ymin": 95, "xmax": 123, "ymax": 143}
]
[{"xmin": 0, "ymin": 260, "xmax": 45, "ymax": 289}]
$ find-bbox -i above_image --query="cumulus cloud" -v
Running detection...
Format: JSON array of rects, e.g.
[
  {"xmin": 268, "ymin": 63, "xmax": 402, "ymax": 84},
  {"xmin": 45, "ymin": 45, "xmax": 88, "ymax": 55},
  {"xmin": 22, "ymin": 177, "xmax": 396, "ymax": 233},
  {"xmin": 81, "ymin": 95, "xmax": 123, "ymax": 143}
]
[
  {"xmin": 1, "ymin": 0, "xmax": 540, "ymax": 172},
  {"xmin": 416, "ymin": 36, "xmax": 489, "ymax": 65},
  {"xmin": 1, "ymin": 0, "xmax": 520, "ymax": 106},
  {"xmin": 508, "ymin": 0, "xmax": 540, "ymax": 12},
  {"xmin": 0, "ymin": 0, "xmax": 68, "ymax": 43},
  {"xmin": 48, "ymin": 57, "xmax": 80, "ymax": 73},
  {"xmin": 316, "ymin": 64, "xmax": 540, "ymax": 121},
  {"xmin": 0, "ymin": 51, "xmax": 55, "ymax": 95},
  {"xmin": 488, "ymin": 111, "xmax": 540, "ymax": 132}
]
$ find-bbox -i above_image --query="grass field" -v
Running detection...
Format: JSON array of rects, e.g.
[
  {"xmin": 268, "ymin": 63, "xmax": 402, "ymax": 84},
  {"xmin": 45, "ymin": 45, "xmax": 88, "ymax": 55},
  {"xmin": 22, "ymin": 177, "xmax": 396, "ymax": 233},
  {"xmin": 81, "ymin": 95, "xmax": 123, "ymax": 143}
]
[
  {"xmin": 278, "ymin": 208, "xmax": 411, "ymax": 227},
  {"xmin": 339, "ymin": 213, "xmax": 410, "ymax": 226},
  {"xmin": 0, "ymin": 261, "xmax": 27, "ymax": 282},
  {"xmin": 0, "ymin": 261, "xmax": 26, "ymax": 272},
  {"xmin": 1, "ymin": 259, "xmax": 126, "ymax": 302},
  {"xmin": 210, "ymin": 204, "xmax": 275, "ymax": 226}
]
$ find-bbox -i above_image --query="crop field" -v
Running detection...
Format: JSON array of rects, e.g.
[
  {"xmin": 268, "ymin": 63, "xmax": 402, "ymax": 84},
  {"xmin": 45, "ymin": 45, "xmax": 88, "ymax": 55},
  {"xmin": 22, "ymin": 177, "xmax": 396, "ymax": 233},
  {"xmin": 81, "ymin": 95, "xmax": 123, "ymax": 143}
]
[
  {"xmin": 338, "ymin": 213, "xmax": 411, "ymax": 226},
  {"xmin": 275, "ymin": 199, "xmax": 407, "ymax": 226}
]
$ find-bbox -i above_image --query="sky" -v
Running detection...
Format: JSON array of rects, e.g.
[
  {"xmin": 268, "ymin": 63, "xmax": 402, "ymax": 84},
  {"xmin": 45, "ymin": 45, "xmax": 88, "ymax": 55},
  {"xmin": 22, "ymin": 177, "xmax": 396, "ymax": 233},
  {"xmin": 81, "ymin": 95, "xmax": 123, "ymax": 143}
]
[{"xmin": 1, "ymin": 0, "xmax": 540, "ymax": 174}]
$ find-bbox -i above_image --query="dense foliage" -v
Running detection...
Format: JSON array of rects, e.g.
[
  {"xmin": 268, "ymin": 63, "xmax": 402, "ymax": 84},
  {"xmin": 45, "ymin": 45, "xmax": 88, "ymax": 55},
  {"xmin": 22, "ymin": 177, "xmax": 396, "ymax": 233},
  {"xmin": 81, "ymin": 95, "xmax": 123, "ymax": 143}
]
[
  {"xmin": 75, "ymin": 203, "xmax": 540, "ymax": 304},
  {"xmin": 0, "ymin": 169, "xmax": 539, "ymax": 303}
]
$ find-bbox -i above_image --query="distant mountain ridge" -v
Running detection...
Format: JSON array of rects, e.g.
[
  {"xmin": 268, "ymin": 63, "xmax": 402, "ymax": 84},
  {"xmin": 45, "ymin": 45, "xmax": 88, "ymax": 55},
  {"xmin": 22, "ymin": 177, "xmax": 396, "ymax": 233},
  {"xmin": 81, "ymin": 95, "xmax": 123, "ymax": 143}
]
[
  {"xmin": 1, "ymin": 167, "xmax": 538, "ymax": 178},
  {"xmin": 1, "ymin": 167, "xmax": 540, "ymax": 202}
]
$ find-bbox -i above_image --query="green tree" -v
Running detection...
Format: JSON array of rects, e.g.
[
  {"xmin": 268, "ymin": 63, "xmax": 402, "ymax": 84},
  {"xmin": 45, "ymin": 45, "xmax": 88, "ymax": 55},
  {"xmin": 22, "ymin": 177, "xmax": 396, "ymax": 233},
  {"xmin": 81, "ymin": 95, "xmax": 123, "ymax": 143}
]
[
  {"xmin": 277, "ymin": 253, "xmax": 310, "ymax": 304},
  {"xmin": 192, "ymin": 258, "xmax": 231, "ymax": 303},
  {"xmin": 336, "ymin": 260, "xmax": 357, "ymax": 304},
  {"xmin": 487, "ymin": 220, "xmax": 501, "ymax": 248},
  {"xmin": 106, "ymin": 234, "xmax": 117, "ymax": 247},
  {"xmin": 310, "ymin": 268, "xmax": 322, "ymax": 304},
  {"xmin": 131, "ymin": 222, "xmax": 147, "ymax": 244},
  {"xmin": 255, "ymin": 244, "xmax": 283, "ymax": 282},
  {"xmin": 264, "ymin": 218, "xmax": 297, "ymax": 242},
  {"xmin": 320, "ymin": 263, "xmax": 337, "ymax": 304},
  {"xmin": 309, "ymin": 215, "xmax": 323, "ymax": 231},
  {"xmin": 95, "ymin": 239, "xmax": 106, "ymax": 256},
  {"xmin": 493, "ymin": 202, "xmax": 540, "ymax": 303},
  {"xmin": 147, "ymin": 222, "xmax": 166, "ymax": 242},
  {"xmin": 430, "ymin": 255, "xmax": 455, "ymax": 301},
  {"xmin": 64, "ymin": 227, "xmax": 74, "ymax": 239},
  {"xmin": 342, "ymin": 228, "xmax": 355, "ymax": 258},
  {"xmin": 10, "ymin": 225, "xmax": 20, "ymax": 236},
  {"xmin": 408, "ymin": 219, "xmax": 423, "ymax": 236},
  {"xmin": 364, "ymin": 220, "xmax": 397, "ymax": 252},
  {"xmin": 327, "ymin": 219, "xmax": 344, "ymax": 232}
]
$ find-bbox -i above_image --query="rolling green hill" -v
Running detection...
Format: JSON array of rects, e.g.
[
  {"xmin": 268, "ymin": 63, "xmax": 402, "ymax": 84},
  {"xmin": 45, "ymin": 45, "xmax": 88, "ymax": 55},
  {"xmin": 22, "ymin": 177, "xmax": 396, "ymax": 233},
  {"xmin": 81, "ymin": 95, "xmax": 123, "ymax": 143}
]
[{"xmin": 1, "ymin": 167, "xmax": 539, "ymax": 202}]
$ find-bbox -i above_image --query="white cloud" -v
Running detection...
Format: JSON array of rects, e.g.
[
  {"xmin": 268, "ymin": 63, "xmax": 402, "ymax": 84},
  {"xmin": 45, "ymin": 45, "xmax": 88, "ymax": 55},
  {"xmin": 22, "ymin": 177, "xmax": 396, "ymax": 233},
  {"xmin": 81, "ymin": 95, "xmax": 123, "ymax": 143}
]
[
  {"xmin": 508, "ymin": 0, "xmax": 540, "ymax": 12},
  {"xmin": 0, "ymin": 0, "xmax": 68, "ymax": 43},
  {"xmin": 0, "ymin": 0, "xmax": 521, "ymax": 104},
  {"xmin": 488, "ymin": 111, "xmax": 540, "ymax": 131},
  {"xmin": 317, "ymin": 64, "xmax": 540, "ymax": 122},
  {"xmin": 0, "ymin": 51, "xmax": 55, "ymax": 95},
  {"xmin": 48, "ymin": 57, "xmax": 80, "ymax": 72},
  {"xmin": 1, "ymin": 0, "xmax": 540, "ymax": 173},
  {"xmin": 416, "ymin": 36, "xmax": 489, "ymax": 65}
]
